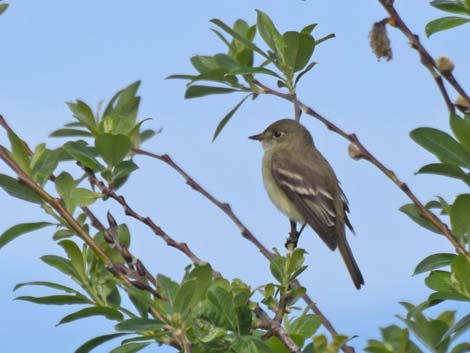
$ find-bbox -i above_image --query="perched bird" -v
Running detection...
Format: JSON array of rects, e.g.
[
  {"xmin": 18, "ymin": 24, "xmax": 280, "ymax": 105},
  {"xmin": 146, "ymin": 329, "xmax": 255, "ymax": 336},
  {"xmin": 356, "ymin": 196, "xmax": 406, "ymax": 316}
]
[{"xmin": 249, "ymin": 119, "xmax": 364, "ymax": 289}]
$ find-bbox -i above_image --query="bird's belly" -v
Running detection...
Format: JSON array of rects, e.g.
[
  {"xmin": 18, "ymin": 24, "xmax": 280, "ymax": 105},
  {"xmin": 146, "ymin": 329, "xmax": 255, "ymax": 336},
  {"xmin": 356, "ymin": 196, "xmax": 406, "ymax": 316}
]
[{"xmin": 263, "ymin": 168, "xmax": 304, "ymax": 224}]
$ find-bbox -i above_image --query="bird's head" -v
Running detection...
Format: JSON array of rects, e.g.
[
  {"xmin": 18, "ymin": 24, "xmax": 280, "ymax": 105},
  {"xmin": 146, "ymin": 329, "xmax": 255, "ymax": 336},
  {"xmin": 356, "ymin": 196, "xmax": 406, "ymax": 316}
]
[{"xmin": 249, "ymin": 119, "xmax": 314, "ymax": 151}]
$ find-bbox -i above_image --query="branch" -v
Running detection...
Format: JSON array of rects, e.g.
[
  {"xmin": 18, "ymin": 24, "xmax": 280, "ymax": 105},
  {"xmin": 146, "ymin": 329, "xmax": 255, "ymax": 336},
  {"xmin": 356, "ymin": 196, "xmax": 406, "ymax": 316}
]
[
  {"xmin": 254, "ymin": 305, "xmax": 301, "ymax": 353},
  {"xmin": 83, "ymin": 207, "xmax": 162, "ymax": 298},
  {"xmin": 377, "ymin": 0, "xmax": 470, "ymax": 107},
  {"xmin": 253, "ymin": 80, "xmax": 467, "ymax": 256},
  {"xmin": 84, "ymin": 168, "xmax": 209, "ymax": 268},
  {"xmin": 132, "ymin": 148, "xmax": 355, "ymax": 353}
]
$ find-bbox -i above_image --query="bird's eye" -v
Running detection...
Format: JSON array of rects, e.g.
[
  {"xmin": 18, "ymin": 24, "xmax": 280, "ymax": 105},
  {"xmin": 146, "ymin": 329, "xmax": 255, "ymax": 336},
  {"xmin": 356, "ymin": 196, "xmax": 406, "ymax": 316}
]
[{"xmin": 273, "ymin": 131, "xmax": 284, "ymax": 138}]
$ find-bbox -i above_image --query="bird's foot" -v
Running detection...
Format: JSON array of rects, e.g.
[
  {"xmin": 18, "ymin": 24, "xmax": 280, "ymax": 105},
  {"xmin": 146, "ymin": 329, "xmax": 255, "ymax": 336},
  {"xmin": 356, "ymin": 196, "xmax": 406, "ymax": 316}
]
[{"xmin": 284, "ymin": 235, "xmax": 299, "ymax": 250}]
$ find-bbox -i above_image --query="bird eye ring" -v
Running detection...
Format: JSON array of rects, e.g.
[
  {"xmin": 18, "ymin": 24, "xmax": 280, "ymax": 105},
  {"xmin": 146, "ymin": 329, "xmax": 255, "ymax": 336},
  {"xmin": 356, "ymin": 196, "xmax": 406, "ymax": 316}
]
[{"xmin": 273, "ymin": 131, "xmax": 284, "ymax": 138}]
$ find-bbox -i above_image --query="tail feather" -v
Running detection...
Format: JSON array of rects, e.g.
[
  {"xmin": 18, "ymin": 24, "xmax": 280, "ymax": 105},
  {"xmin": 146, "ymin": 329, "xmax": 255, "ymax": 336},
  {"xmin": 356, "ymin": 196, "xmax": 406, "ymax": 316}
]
[{"xmin": 337, "ymin": 237, "xmax": 364, "ymax": 289}]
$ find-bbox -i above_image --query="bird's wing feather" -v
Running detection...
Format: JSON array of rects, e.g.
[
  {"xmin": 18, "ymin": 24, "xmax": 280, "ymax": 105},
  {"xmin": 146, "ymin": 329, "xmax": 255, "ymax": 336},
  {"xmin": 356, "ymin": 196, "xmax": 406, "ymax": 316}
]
[{"xmin": 271, "ymin": 151, "xmax": 338, "ymax": 250}]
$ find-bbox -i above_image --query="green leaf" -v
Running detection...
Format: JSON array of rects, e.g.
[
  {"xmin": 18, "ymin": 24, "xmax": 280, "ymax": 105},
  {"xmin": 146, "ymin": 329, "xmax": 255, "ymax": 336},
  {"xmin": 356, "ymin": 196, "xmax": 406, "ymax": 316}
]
[
  {"xmin": 14, "ymin": 281, "xmax": 82, "ymax": 295},
  {"xmin": 425, "ymin": 270, "xmax": 454, "ymax": 292},
  {"xmin": 62, "ymin": 141, "xmax": 105, "ymax": 171},
  {"xmin": 301, "ymin": 23, "xmax": 317, "ymax": 34},
  {"xmin": 0, "ymin": 222, "xmax": 52, "ymax": 249},
  {"xmin": 450, "ymin": 114, "xmax": 470, "ymax": 152},
  {"xmin": 414, "ymin": 253, "xmax": 456, "ymax": 275},
  {"xmin": 210, "ymin": 18, "xmax": 270, "ymax": 60},
  {"xmin": 290, "ymin": 314, "xmax": 322, "ymax": 337},
  {"xmin": 451, "ymin": 343, "xmax": 470, "ymax": 353},
  {"xmin": 71, "ymin": 188, "xmax": 102, "ymax": 207},
  {"xmin": 416, "ymin": 163, "xmax": 470, "ymax": 184},
  {"xmin": 31, "ymin": 149, "xmax": 61, "ymax": 186},
  {"xmin": 287, "ymin": 248, "xmax": 306, "ymax": 279},
  {"xmin": 55, "ymin": 172, "xmax": 76, "ymax": 211},
  {"xmin": 184, "ymin": 85, "xmax": 238, "ymax": 99},
  {"xmin": 102, "ymin": 81, "xmax": 141, "ymax": 124},
  {"xmin": 0, "ymin": 174, "xmax": 42, "ymax": 204},
  {"xmin": 214, "ymin": 53, "xmax": 239, "ymax": 70},
  {"xmin": 451, "ymin": 255, "xmax": 470, "ymax": 297},
  {"xmin": 139, "ymin": 129, "xmax": 157, "ymax": 143},
  {"xmin": 425, "ymin": 16, "xmax": 470, "ymax": 37},
  {"xmin": 50, "ymin": 129, "xmax": 93, "ymax": 138},
  {"xmin": 227, "ymin": 66, "xmax": 282, "ymax": 79},
  {"xmin": 410, "ymin": 127, "xmax": 470, "ymax": 168},
  {"xmin": 440, "ymin": 314, "xmax": 470, "ymax": 344},
  {"xmin": 294, "ymin": 61, "xmax": 317, "ymax": 85},
  {"xmin": 75, "ymin": 333, "xmax": 128, "ymax": 353},
  {"xmin": 256, "ymin": 10, "xmax": 284, "ymax": 58},
  {"xmin": 450, "ymin": 194, "xmax": 470, "ymax": 242},
  {"xmin": 115, "ymin": 318, "xmax": 164, "ymax": 332},
  {"xmin": 15, "ymin": 294, "xmax": 90, "ymax": 305},
  {"xmin": 8, "ymin": 130, "xmax": 31, "ymax": 174},
  {"xmin": 207, "ymin": 285, "xmax": 238, "ymax": 330},
  {"xmin": 0, "ymin": 3, "xmax": 9, "ymax": 15},
  {"xmin": 269, "ymin": 253, "xmax": 285, "ymax": 283},
  {"xmin": 315, "ymin": 33, "xmax": 336, "ymax": 46},
  {"xmin": 430, "ymin": 0, "xmax": 470, "ymax": 15},
  {"xmin": 58, "ymin": 306, "xmax": 124, "ymax": 325},
  {"xmin": 95, "ymin": 134, "xmax": 131, "ymax": 167},
  {"xmin": 67, "ymin": 100, "xmax": 97, "ymax": 133},
  {"xmin": 429, "ymin": 290, "xmax": 469, "ymax": 301},
  {"xmin": 127, "ymin": 287, "xmax": 152, "ymax": 318},
  {"xmin": 60, "ymin": 240, "xmax": 86, "ymax": 281},
  {"xmin": 41, "ymin": 255, "xmax": 80, "ymax": 279},
  {"xmin": 212, "ymin": 94, "xmax": 251, "ymax": 142},
  {"xmin": 399, "ymin": 204, "xmax": 443, "ymax": 234},
  {"xmin": 211, "ymin": 28, "xmax": 233, "ymax": 49},
  {"xmin": 113, "ymin": 160, "xmax": 138, "ymax": 181},
  {"xmin": 166, "ymin": 74, "xmax": 198, "ymax": 80},
  {"xmin": 282, "ymin": 31, "xmax": 315, "ymax": 73},
  {"xmin": 173, "ymin": 278, "xmax": 199, "ymax": 314},
  {"xmin": 30, "ymin": 143, "xmax": 46, "ymax": 169},
  {"xmin": 156, "ymin": 274, "xmax": 179, "ymax": 312},
  {"xmin": 110, "ymin": 343, "xmax": 150, "ymax": 353},
  {"xmin": 190, "ymin": 55, "xmax": 218, "ymax": 73}
]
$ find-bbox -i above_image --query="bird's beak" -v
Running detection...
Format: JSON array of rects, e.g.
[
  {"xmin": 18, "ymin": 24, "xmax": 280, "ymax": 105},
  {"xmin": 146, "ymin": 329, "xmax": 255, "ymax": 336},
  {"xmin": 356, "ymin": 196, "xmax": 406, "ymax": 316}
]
[{"xmin": 248, "ymin": 132, "xmax": 264, "ymax": 141}]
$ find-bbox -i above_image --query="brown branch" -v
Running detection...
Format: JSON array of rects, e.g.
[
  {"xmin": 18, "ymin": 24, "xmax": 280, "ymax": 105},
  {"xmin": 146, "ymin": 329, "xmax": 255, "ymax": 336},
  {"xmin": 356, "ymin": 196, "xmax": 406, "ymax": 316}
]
[
  {"xmin": 82, "ymin": 207, "xmax": 161, "ymax": 298},
  {"xmin": 0, "ymin": 148, "xmax": 128, "ymax": 284},
  {"xmin": 253, "ymin": 80, "xmax": 467, "ymax": 256},
  {"xmin": 132, "ymin": 148, "xmax": 355, "ymax": 353},
  {"xmin": 84, "ymin": 169, "xmax": 208, "ymax": 268},
  {"xmin": 377, "ymin": 0, "xmax": 470, "ymax": 107},
  {"xmin": 254, "ymin": 305, "xmax": 301, "ymax": 353}
]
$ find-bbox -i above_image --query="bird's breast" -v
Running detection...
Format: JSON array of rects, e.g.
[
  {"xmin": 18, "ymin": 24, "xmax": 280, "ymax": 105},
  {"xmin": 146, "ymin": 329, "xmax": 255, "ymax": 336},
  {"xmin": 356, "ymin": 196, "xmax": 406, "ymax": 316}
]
[{"xmin": 262, "ymin": 153, "xmax": 304, "ymax": 223}]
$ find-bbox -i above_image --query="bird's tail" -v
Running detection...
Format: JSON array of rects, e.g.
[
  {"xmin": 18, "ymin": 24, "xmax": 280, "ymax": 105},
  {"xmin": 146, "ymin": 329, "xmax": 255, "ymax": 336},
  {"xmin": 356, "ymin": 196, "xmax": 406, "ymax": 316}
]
[{"xmin": 337, "ymin": 237, "xmax": 364, "ymax": 289}]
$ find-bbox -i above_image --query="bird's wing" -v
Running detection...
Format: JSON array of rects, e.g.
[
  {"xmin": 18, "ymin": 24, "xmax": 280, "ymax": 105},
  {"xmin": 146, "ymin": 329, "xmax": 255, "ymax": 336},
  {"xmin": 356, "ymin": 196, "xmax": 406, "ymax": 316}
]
[
  {"xmin": 271, "ymin": 151, "xmax": 339, "ymax": 250},
  {"xmin": 339, "ymin": 185, "xmax": 355, "ymax": 234}
]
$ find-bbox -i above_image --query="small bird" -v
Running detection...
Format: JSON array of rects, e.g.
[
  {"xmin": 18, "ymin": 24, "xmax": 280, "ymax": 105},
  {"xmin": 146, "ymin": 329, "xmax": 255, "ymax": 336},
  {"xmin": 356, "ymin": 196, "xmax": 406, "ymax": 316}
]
[{"xmin": 249, "ymin": 119, "xmax": 364, "ymax": 289}]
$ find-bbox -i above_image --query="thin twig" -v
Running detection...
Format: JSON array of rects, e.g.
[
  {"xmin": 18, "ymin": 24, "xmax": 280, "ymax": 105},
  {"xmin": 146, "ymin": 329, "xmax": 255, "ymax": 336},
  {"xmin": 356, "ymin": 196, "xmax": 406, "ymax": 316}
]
[
  {"xmin": 253, "ymin": 80, "xmax": 467, "ymax": 256},
  {"xmin": 84, "ymin": 168, "xmax": 208, "ymax": 268},
  {"xmin": 254, "ymin": 305, "xmax": 301, "ymax": 353},
  {"xmin": 132, "ymin": 148, "xmax": 355, "ymax": 353}
]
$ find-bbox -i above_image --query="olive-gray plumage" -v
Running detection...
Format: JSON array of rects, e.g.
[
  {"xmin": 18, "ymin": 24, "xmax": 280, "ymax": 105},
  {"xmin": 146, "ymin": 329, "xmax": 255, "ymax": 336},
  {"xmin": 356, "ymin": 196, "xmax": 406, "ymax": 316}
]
[{"xmin": 249, "ymin": 119, "xmax": 364, "ymax": 289}]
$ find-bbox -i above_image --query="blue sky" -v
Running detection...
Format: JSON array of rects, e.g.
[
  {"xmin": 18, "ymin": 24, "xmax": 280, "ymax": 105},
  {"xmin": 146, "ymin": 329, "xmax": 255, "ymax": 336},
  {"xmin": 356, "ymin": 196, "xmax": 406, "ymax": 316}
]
[{"xmin": 1, "ymin": 1, "xmax": 469, "ymax": 352}]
